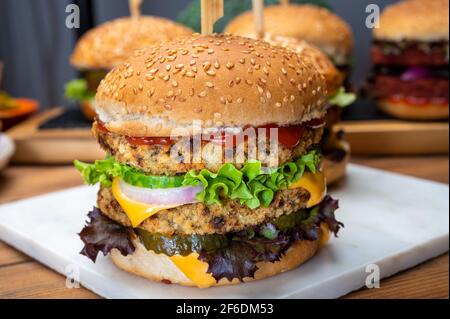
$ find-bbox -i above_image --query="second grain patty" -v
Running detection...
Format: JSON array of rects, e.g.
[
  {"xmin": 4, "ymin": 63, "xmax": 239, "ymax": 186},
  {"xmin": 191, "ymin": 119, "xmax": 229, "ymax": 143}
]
[{"xmin": 97, "ymin": 186, "xmax": 311, "ymax": 236}]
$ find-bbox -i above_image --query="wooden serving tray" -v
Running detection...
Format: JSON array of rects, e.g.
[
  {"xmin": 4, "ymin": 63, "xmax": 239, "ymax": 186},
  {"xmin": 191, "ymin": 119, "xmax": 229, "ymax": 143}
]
[
  {"xmin": 337, "ymin": 98, "xmax": 448, "ymax": 155},
  {"xmin": 7, "ymin": 107, "xmax": 104, "ymax": 164},
  {"xmin": 6, "ymin": 100, "xmax": 449, "ymax": 164}
]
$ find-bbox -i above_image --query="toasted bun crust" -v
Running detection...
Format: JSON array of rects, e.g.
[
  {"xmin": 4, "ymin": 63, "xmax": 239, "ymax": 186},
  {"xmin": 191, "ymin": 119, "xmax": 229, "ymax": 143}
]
[
  {"xmin": 224, "ymin": 4, "xmax": 354, "ymax": 66},
  {"xmin": 374, "ymin": 0, "xmax": 449, "ymax": 42},
  {"xmin": 377, "ymin": 98, "xmax": 449, "ymax": 120},
  {"xmin": 265, "ymin": 37, "xmax": 343, "ymax": 96},
  {"xmin": 110, "ymin": 231, "xmax": 324, "ymax": 288},
  {"xmin": 71, "ymin": 17, "xmax": 193, "ymax": 70},
  {"xmin": 81, "ymin": 100, "xmax": 96, "ymax": 120},
  {"xmin": 322, "ymin": 139, "xmax": 350, "ymax": 185},
  {"xmin": 95, "ymin": 34, "xmax": 328, "ymax": 137}
]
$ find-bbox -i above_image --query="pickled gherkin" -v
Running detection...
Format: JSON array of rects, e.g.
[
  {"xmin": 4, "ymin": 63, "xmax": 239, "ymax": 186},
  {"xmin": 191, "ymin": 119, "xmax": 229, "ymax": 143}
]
[{"xmin": 136, "ymin": 229, "xmax": 229, "ymax": 256}]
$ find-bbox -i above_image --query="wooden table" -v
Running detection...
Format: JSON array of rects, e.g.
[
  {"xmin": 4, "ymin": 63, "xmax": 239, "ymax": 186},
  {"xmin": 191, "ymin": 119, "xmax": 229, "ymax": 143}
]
[{"xmin": 0, "ymin": 156, "xmax": 448, "ymax": 299}]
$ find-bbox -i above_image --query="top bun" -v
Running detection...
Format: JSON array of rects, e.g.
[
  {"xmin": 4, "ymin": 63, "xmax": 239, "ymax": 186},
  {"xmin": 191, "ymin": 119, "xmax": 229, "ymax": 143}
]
[
  {"xmin": 224, "ymin": 4, "xmax": 354, "ymax": 66},
  {"xmin": 263, "ymin": 35, "xmax": 342, "ymax": 96},
  {"xmin": 374, "ymin": 0, "xmax": 449, "ymax": 42},
  {"xmin": 71, "ymin": 16, "xmax": 193, "ymax": 70},
  {"xmin": 95, "ymin": 34, "xmax": 328, "ymax": 137}
]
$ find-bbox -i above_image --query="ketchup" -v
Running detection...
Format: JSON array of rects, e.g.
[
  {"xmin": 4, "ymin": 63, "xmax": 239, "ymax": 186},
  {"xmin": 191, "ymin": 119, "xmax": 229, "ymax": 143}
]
[
  {"xmin": 96, "ymin": 119, "xmax": 324, "ymax": 149},
  {"xmin": 125, "ymin": 136, "xmax": 175, "ymax": 146}
]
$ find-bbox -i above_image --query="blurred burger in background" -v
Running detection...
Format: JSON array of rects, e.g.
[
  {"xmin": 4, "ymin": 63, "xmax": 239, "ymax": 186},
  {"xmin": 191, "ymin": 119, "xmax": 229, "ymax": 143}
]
[
  {"xmin": 266, "ymin": 38, "xmax": 353, "ymax": 184},
  {"xmin": 65, "ymin": 16, "xmax": 192, "ymax": 120},
  {"xmin": 370, "ymin": 0, "xmax": 449, "ymax": 120},
  {"xmin": 224, "ymin": 3, "xmax": 354, "ymax": 85}
]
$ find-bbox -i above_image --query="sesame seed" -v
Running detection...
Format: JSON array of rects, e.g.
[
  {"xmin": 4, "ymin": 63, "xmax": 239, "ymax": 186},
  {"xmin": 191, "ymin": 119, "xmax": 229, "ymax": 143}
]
[
  {"xmin": 167, "ymin": 91, "xmax": 174, "ymax": 97},
  {"xmin": 198, "ymin": 91, "xmax": 207, "ymax": 98},
  {"xmin": 236, "ymin": 98, "xmax": 244, "ymax": 104},
  {"xmin": 250, "ymin": 58, "xmax": 256, "ymax": 65},
  {"xmin": 226, "ymin": 95, "xmax": 233, "ymax": 103},
  {"xmin": 214, "ymin": 61, "xmax": 220, "ymax": 69},
  {"xmin": 220, "ymin": 97, "xmax": 227, "ymax": 104},
  {"xmin": 206, "ymin": 70, "xmax": 216, "ymax": 76},
  {"xmin": 266, "ymin": 91, "xmax": 272, "ymax": 100},
  {"xmin": 226, "ymin": 62, "xmax": 234, "ymax": 69},
  {"xmin": 175, "ymin": 64, "xmax": 184, "ymax": 69},
  {"xmin": 172, "ymin": 80, "xmax": 178, "ymax": 87},
  {"xmin": 190, "ymin": 60, "xmax": 196, "ymax": 66},
  {"xmin": 185, "ymin": 71, "xmax": 195, "ymax": 78},
  {"xmin": 133, "ymin": 88, "xmax": 138, "ymax": 95},
  {"xmin": 257, "ymin": 86, "xmax": 264, "ymax": 94},
  {"xmin": 208, "ymin": 49, "xmax": 214, "ymax": 54},
  {"xmin": 149, "ymin": 68, "xmax": 158, "ymax": 74},
  {"xmin": 239, "ymin": 58, "xmax": 245, "ymax": 64},
  {"xmin": 138, "ymin": 84, "xmax": 143, "ymax": 91},
  {"xmin": 202, "ymin": 61, "xmax": 211, "ymax": 71},
  {"xmin": 164, "ymin": 104, "xmax": 172, "ymax": 110},
  {"xmin": 206, "ymin": 82, "xmax": 214, "ymax": 88},
  {"xmin": 235, "ymin": 77, "xmax": 241, "ymax": 84},
  {"xmin": 165, "ymin": 65, "xmax": 171, "ymax": 71},
  {"xmin": 275, "ymin": 102, "xmax": 282, "ymax": 108},
  {"xmin": 145, "ymin": 74, "xmax": 155, "ymax": 81},
  {"xmin": 163, "ymin": 74, "xmax": 170, "ymax": 81},
  {"xmin": 281, "ymin": 68, "xmax": 287, "ymax": 75},
  {"xmin": 192, "ymin": 66, "xmax": 198, "ymax": 73},
  {"xmin": 290, "ymin": 95, "xmax": 295, "ymax": 101}
]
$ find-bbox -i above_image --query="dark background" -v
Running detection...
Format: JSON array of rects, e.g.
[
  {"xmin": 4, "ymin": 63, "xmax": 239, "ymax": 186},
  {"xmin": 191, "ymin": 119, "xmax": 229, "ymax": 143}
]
[{"xmin": 0, "ymin": 0, "xmax": 396, "ymax": 109}]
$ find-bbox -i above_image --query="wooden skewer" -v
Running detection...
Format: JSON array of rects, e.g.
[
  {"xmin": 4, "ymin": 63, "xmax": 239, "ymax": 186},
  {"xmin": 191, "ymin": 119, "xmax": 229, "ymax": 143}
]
[
  {"xmin": 279, "ymin": 0, "xmax": 289, "ymax": 5},
  {"xmin": 129, "ymin": 0, "xmax": 142, "ymax": 19},
  {"xmin": 201, "ymin": 0, "xmax": 224, "ymax": 35},
  {"xmin": 252, "ymin": 0, "xmax": 264, "ymax": 39}
]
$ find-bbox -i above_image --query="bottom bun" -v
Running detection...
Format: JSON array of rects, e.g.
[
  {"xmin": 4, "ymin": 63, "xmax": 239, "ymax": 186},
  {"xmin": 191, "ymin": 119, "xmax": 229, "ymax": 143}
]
[
  {"xmin": 81, "ymin": 100, "xmax": 96, "ymax": 121},
  {"xmin": 377, "ymin": 99, "xmax": 449, "ymax": 120},
  {"xmin": 111, "ymin": 228, "xmax": 326, "ymax": 288},
  {"xmin": 322, "ymin": 139, "xmax": 350, "ymax": 185}
]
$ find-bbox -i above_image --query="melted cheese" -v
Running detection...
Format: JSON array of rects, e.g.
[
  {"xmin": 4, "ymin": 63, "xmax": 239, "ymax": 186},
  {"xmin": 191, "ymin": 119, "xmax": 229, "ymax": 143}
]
[
  {"xmin": 111, "ymin": 178, "xmax": 179, "ymax": 227},
  {"xmin": 289, "ymin": 172, "xmax": 326, "ymax": 207},
  {"xmin": 170, "ymin": 253, "xmax": 216, "ymax": 288},
  {"xmin": 319, "ymin": 223, "xmax": 330, "ymax": 247}
]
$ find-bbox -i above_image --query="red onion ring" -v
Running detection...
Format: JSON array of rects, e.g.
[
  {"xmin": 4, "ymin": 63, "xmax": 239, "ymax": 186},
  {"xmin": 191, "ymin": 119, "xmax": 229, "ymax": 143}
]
[
  {"xmin": 400, "ymin": 66, "xmax": 432, "ymax": 82},
  {"xmin": 119, "ymin": 179, "xmax": 202, "ymax": 206}
]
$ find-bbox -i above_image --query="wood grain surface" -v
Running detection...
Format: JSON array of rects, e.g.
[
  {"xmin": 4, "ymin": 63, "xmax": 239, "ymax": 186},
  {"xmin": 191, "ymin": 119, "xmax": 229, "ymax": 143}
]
[{"xmin": 0, "ymin": 156, "xmax": 448, "ymax": 299}]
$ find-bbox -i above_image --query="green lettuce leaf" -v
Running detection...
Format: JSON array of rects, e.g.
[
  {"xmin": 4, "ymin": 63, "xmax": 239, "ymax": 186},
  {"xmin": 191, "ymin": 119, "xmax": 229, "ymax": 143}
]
[
  {"xmin": 74, "ymin": 157, "xmax": 184, "ymax": 189},
  {"xmin": 65, "ymin": 79, "xmax": 95, "ymax": 102},
  {"xmin": 182, "ymin": 150, "xmax": 321, "ymax": 209},
  {"xmin": 328, "ymin": 86, "xmax": 357, "ymax": 108}
]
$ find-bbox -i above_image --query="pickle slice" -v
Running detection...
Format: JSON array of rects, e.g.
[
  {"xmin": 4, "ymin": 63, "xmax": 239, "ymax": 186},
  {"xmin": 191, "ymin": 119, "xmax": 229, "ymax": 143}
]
[{"xmin": 136, "ymin": 229, "xmax": 229, "ymax": 256}]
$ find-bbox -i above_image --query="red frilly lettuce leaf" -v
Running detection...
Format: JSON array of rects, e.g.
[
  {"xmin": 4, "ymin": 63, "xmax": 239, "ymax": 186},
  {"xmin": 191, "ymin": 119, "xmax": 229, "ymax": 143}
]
[{"xmin": 79, "ymin": 207, "xmax": 135, "ymax": 262}]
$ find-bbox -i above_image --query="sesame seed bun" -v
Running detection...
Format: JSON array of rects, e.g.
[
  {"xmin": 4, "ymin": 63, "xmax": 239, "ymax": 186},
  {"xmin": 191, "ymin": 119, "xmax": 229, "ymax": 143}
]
[
  {"xmin": 110, "ymin": 228, "xmax": 326, "ymax": 288},
  {"xmin": 377, "ymin": 98, "xmax": 449, "ymax": 120},
  {"xmin": 265, "ymin": 36, "xmax": 343, "ymax": 96},
  {"xmin": 374, "ymin": 0, "xmax": 449, "ymax": 42},
  {"xmin": 224, "ymin": 4, "xmax": 354, "ymax": 66},
  {"xmin": 71, "ymin": 16, "xmax": 193, "ymax": 70},
  {"xmin": 95, "ymin": 34, "xmax": 328, "ymax": 137}
]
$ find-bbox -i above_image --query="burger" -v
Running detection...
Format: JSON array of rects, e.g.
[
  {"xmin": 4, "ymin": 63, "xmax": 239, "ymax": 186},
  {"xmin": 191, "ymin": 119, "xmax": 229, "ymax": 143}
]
[
  {"xmin": 261, "ymin": 36, "xmax": 352, "ymax": 185},
  {"xmin": 74, "ymin": 34, "xmax": 342, "ymax": 288},
  {"xmin": 370, "ymin": 0, "xmax": 449, "ymax": 120},
  {"xmin": 224, "ymin": 4, "xmax": 354, "ymax": 83},
  {"xmin": 65, "ymin": 16, "xmax": 192, "ymax": 120}
]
